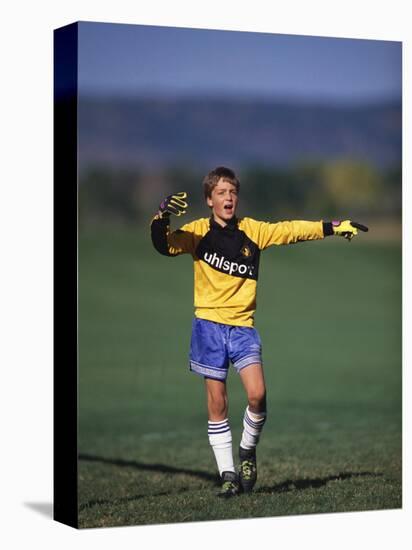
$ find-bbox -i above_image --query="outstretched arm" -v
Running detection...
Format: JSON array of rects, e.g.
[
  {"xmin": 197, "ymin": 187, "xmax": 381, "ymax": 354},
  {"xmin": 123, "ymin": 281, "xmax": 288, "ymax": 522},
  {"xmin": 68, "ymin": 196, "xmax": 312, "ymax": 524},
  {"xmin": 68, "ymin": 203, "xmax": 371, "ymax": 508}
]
[
  {"xmin": 244, "ymin": 218, "xmax": 368, "ymax": 250},
  {"xmin": 252, "ymin": 219, "xmax": 327, "ymax": 249}
]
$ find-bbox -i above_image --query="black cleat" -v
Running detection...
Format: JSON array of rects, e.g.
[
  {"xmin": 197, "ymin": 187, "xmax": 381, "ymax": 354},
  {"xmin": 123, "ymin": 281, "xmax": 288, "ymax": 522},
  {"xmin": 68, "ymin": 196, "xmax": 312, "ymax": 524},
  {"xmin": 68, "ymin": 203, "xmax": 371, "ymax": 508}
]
[
  {"xmin": 217, "ymin": 471, "xmax": 240, "ymax": 498},
  {"xmin": 239, "ymin": 447, "xmax": 257, "ymax": 493}
]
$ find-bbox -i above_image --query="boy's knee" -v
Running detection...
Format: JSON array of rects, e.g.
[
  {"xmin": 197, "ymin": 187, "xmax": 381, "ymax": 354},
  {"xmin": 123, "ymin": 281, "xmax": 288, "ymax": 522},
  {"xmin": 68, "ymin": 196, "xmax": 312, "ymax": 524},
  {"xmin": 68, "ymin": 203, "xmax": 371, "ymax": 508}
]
[{"xmin": 247, "ymin": 388, "xmax": 266, "ymax": 412}]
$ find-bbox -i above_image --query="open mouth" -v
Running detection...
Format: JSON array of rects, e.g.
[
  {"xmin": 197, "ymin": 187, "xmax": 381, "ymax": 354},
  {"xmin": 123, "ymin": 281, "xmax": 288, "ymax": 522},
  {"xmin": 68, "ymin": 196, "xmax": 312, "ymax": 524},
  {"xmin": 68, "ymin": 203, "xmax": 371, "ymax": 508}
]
[{"xmin": 224, "ymin": 204, "xmax": 233, "ymax": 212}]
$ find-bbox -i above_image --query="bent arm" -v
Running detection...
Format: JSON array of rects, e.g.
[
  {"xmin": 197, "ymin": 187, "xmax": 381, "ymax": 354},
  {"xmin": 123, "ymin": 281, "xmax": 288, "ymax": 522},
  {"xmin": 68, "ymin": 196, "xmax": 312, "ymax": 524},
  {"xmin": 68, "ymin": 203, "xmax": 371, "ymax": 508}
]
[{"xmin": 150, "ymin": 214, "xmax": 195, "ymax": 256}]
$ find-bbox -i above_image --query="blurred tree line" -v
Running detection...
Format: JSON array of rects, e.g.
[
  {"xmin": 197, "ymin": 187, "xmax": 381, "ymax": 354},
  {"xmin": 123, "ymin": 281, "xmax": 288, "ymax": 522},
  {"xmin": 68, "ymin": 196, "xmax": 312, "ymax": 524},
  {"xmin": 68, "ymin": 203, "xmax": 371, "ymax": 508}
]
[{"xmin": 78, "ymin": 158, "xmax": 401, "ymax": 227}]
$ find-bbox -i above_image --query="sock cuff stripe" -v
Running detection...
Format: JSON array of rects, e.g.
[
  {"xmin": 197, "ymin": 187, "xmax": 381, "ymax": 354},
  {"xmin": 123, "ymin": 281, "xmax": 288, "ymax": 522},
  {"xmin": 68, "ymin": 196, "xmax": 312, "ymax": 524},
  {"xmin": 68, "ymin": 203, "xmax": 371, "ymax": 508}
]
[
  {"xmin": 208, "ymin": 418, "xmax": 230, "ymax": 434},
  {"xmin": 244, "ymin": 415, "xmax": 266, "ymax": 430},
  {"xmin": 244, "ymin": 412, "xmax": 266, "ymax": 423},
  {"xmin": 244, "ymin": 414, "xmax": 265, "ymax": 427},
  {"xmin": 208, "ymin": 423, "xmax": 230, "ymax": 431},
  {"xmin": 208, "ymin": 427, "xmax": 231, "ymax": 436},
  {"xmin": 207, "ymin": 422, "xmax": 229, "ymax": 430}
]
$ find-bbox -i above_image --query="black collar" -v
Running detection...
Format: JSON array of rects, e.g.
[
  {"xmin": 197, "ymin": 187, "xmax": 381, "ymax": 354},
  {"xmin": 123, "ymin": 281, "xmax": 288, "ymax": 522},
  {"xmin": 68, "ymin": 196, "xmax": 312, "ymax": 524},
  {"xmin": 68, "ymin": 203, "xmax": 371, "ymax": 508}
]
[{"xmin": 210, "ymin": 216, "xmax": 238, "ymax": 231}]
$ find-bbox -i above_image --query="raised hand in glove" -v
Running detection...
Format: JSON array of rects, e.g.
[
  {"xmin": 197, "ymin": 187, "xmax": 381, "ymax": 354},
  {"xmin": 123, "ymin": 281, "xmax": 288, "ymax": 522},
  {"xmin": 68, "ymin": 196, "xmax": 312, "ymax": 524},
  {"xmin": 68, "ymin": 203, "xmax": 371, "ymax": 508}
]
[
  {"xmin": 158, "ymin": 192, "xmax": 188, "ymax": 217},
  {"xmin": 332, "ymin": 220, "xmax": 369, "ymax": 241}
]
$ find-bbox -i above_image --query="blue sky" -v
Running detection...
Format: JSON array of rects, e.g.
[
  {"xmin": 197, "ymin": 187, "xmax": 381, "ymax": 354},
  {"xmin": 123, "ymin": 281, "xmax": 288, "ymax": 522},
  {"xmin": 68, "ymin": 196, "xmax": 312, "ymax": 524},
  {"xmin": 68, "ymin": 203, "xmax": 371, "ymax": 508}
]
[{"xmin": 78, "ymin": 21, "xmax": 402, "ymax": 102}]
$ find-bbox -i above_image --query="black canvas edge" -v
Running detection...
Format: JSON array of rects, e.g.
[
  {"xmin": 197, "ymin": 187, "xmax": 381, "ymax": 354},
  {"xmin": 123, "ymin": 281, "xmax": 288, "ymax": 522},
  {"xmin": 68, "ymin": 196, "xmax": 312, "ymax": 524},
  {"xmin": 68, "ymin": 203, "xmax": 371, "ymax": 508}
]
[{"xmin": 53, "ymin": 22, "xmax": 79, "ymax": 529}]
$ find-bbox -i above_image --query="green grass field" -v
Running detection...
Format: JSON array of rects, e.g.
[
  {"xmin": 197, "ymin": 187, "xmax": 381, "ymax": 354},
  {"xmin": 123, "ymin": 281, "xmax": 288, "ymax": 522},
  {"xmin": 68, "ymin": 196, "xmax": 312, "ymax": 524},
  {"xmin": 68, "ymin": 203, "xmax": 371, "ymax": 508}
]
[{"xmin": 78, "ymin": 225, "xmax": 402, "ymax": 529}]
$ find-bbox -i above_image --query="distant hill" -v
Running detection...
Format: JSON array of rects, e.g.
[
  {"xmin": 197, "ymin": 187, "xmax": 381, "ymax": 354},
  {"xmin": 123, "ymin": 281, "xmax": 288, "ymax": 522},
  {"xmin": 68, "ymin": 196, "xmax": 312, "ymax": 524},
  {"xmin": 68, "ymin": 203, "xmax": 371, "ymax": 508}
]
[{"xmin": 78, "ymin": 96, "xmax": 401, "ymax": 172}]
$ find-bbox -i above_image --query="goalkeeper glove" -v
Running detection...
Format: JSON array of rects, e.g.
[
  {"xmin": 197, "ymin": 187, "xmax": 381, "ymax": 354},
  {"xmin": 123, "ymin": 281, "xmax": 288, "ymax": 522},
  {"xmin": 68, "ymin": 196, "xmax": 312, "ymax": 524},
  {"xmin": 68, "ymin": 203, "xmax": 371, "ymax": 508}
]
[
  {"xmin": 332, "ymin": 220, "xmax": 369, "ymax": 241},
  {"xmin": 158, "ymin": 192, "xmax": 188, "ymax": 217}
]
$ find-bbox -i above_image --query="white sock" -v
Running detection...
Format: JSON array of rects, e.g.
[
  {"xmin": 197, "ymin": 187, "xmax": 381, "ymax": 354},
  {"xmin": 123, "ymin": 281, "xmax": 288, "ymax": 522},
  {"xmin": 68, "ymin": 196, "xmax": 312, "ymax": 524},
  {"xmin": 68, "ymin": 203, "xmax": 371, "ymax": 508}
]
[
  {"xmin": 240, "ymin": 406, "xmax": 267, "ymax": 450},
  {"xmin": 208, "ymin": 419, "xmax": 235, "ymax": 476}
]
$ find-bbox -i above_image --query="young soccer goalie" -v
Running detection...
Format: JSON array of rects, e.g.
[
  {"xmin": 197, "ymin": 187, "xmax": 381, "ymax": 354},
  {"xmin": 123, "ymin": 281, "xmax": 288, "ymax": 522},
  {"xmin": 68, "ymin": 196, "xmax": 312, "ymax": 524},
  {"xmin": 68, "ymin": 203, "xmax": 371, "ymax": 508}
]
[{"xmin": 150, "ymin": 166, "xmax": 368, "ymax": 498}]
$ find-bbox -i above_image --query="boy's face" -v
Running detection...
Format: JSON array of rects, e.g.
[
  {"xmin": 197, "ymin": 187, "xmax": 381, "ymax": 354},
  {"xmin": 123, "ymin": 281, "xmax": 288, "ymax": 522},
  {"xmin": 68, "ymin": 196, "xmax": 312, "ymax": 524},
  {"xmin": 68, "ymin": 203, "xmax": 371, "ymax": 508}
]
[{"xmin": 207, "ymin": 178, "xmax": 239, "ymax": 225}]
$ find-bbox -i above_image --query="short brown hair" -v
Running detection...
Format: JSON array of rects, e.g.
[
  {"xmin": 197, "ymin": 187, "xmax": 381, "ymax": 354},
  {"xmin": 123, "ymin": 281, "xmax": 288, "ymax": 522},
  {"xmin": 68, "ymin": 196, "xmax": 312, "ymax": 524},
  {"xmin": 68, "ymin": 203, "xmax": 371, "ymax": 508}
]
[{"xmin": 203, "ymin": 166, "xmax": 240, "ymax": 200}]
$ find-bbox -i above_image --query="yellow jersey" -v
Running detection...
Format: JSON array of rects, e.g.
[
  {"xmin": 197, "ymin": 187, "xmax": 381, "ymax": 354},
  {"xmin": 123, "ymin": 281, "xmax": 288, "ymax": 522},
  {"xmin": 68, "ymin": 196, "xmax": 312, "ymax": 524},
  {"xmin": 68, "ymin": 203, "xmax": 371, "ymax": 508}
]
[{"xmin": 151, "ymin": 215, "xmax": 329, "ymax": 327}]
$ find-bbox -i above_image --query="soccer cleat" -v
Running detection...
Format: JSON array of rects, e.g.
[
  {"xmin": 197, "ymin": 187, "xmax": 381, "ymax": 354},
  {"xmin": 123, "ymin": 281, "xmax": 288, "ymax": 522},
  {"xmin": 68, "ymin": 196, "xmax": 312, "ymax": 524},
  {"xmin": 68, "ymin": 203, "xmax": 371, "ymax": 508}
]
[
  {"xmin": 239, "ymin": 446, "xmax": 257, "ymax": 493},
  {"xmin": 217, "ymin": 471, "xmax": 240, "ymax": 498}
]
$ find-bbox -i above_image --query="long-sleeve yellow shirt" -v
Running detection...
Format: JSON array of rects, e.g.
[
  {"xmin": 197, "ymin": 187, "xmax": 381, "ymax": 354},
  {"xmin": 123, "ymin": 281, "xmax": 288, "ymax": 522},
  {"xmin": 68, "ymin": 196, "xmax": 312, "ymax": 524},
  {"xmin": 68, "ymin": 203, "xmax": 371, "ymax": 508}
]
[{"xmin": 151, "ymin": 215, "xmax": 329, "ymax": 327}]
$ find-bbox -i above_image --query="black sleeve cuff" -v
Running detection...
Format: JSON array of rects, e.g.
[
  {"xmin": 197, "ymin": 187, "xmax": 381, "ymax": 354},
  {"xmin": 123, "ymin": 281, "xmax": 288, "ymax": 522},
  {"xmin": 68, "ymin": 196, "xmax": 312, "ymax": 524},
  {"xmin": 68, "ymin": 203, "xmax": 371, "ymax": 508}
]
[
  {"xmin": 151, "ymin": 215, "xmax": 174, "ymax": 256},
  {"xmin": 322, "ymin": 222, "xmax": 334, "ymax": 236}
]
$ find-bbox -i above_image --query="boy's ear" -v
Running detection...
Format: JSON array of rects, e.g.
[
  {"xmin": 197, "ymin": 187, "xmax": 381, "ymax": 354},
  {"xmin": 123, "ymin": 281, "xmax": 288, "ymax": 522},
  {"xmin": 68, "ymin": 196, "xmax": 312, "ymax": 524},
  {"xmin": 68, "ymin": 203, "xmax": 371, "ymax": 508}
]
[{"xmin": 206, "ymin": 196, "xmax": 213, "ymax": 208}]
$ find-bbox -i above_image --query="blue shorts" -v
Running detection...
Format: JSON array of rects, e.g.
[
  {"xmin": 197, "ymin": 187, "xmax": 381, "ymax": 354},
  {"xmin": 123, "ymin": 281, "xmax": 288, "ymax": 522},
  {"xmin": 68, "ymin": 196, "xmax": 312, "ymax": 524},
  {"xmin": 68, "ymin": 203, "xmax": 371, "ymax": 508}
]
[{"xmin": 189, "ymin": 318, "xmax": 263, "ymax": 381}]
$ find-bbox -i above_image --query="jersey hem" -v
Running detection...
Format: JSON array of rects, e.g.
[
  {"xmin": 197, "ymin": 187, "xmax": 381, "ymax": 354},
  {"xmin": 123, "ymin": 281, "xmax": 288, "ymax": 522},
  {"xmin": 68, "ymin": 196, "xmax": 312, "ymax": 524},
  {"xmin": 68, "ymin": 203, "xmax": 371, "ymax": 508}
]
[{"xmin": 194, "ymin": 311, "xmax": 255, "ymax": 327}]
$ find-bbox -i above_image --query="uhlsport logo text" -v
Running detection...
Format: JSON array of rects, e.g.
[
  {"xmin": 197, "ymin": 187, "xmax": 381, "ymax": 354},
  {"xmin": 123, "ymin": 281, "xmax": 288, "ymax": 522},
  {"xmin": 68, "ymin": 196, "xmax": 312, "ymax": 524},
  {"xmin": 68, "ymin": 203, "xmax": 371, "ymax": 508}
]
[{"xmin": 203, "ymin": 251, "xmax": 255, "ymax": 277}]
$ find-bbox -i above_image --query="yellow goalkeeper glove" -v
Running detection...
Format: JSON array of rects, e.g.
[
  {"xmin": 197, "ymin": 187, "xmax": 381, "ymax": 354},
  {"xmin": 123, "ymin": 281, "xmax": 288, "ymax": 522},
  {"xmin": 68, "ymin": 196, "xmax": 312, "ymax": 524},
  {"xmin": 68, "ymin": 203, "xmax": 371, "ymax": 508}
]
[
  {"xmin": 332, "ymin": 220, "xmax": 369, "ymax": 241},
  {"xmin": 158, "ymin": 192, "xmax": 188, "ymax": 217}
]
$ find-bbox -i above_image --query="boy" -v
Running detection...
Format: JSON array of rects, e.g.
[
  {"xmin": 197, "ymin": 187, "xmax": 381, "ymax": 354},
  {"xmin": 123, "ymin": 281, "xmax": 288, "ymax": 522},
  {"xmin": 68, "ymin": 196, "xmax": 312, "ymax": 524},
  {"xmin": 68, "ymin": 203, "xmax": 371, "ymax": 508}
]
[{"xmin": 150, "ymin": 166, "xmax": 368, "ymax": 498}]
